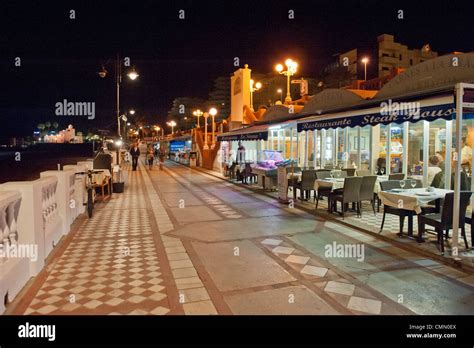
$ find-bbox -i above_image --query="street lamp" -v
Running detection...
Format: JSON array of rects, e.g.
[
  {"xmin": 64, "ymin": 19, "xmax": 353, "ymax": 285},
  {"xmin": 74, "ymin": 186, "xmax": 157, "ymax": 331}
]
[
  {"xmin": 361, "ymin": 57, "xmax": 369, "ymax": 81},
  {"xmin": 275, "ymin": 59, "xmax": 298, "ymax": 103},
  {"xmin": 127, "ymin": 67, "xmax": 139, "ymax": 80},
  {"xmin": 203, "ymin": 112, "xmax": 209, "ymax": 150},
  {"xmin": 193, "ymin": 109, "xmax": 203, "ymax": 128},
  {"xmin": 209, "ymin": 107, "xmax": 218, "ymax": 149},
  {"xmin": 250, "ymin": 80, "xmax": 262, "ymax": 111},
  {"xmin": 277, "ymin": 88, "xmax": 283, "ymax": 102},
  {"xmin": 98, "ymin": 57, "xmax": 139, "ymax": 138},
  {"xmin": 167, "ymin": 121, "xmax": 176, "ymax": 135},
  {"xmin": 129, "ymin": 109, "xmax": 135, "ymax": 115}
]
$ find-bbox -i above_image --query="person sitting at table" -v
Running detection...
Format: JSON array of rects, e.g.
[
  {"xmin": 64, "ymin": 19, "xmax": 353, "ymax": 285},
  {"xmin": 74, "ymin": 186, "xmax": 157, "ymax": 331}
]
[
  {"xmin": 431, "ymin": 164, "xmax": 470, "ymax": 190},
  {"xmin": 376, "ymin": 157, "xmax": 386, "ymax": 175},
  {"xmin": 435, "ymin": 151, "xmax": 445, "ymax": 169},
  {"xmin": 427, "ymin": 156, "xmax": 442, "ymax": 186}
]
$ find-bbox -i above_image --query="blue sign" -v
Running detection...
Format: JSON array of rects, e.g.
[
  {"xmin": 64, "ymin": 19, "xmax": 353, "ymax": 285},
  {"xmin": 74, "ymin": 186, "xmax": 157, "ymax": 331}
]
[
  {"xmin": 170, "ymin": 141, "xmax": 185, "ymax": 152},
  {"xmin": 297, "ymin": 103, "xmax": 456, "ymax": 132}
]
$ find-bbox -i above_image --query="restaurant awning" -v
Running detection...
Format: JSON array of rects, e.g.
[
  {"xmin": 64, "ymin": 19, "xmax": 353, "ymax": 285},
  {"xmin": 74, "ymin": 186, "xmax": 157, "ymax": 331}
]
[
  {"xmin": 217, "ymin": 124, "xmax": 270, "ymax": 141},
  {"xmin": 297, "ymin": 95, "xmax": 455, "ymax": 132}
]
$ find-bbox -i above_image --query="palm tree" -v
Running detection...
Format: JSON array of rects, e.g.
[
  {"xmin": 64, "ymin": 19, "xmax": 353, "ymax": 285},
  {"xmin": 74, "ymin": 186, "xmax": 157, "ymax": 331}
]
[{"xmin": 37, "ymin": 123, "xmax": 45, "ymax": 135}]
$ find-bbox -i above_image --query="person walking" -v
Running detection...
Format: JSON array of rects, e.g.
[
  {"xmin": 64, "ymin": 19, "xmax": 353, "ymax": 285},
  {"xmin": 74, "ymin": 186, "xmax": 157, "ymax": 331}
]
[
  {"xmin": 158, "ymin": 148, "xmax": 165, "ymax": 170},
  {"xmin": 130, "ymin": 142, "xmax": 140, "ymax": 171},
  {"xmin": 147, "ymin": 146, "xmax": 154, "ymax": 170}
]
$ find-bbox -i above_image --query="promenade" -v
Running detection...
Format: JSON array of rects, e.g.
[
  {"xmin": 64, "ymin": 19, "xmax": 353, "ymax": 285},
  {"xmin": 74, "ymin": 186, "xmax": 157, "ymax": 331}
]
[{"xmin": 7, "ymin": 159, "xmax": 474, "ymax": 315}]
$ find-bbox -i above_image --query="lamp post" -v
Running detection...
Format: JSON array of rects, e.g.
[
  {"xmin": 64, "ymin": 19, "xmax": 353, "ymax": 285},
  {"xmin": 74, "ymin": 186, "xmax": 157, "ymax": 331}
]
[
  {"xmin": 167, "ymin": 121, "xmax": 176, "ymax": 135},
  {"xmin": 98, "ymin": 56, "xmax": 138, "ymax": 166},
  {"xmin": 249, "ymin": 80, "xmax": 262, "ymax": 111},
  {"xmin": 203, "ymin": 112, "xmax": 209, "ymax": 150},
  {"xmin": 277, "ymin": 88, "xmax": 283, "ymax": 103},
  {"xmin": 209, "ymin": 108, "xmax": 218, "ymax": 149},
  {"xmin": 193, "ymin": 109, "xmax": 203, "ymax": 128},
  {"xmin": 361, "ymin": 57, "xmax": 369, "ymax": 81},
  {"xmin": 275, "ymin": 59, "xmax": 298, "ymax": 103},
  {"xmin": 98, "ymin": 55, "xmax": 139, "ymax": 138}
]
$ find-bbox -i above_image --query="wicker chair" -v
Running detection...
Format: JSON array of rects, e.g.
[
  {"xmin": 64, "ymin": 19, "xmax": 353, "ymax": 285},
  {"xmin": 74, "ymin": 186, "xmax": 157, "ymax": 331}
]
[
  {"xmin": 329, "ymin": 176, "xmax": 363, "ymax": 218},
  {"xmin": 242, "ymin": 163, "xmax": 257, "ymax": 184},
  {"xmin": 359, "ymin": 175, "xmax": 377, "ymax": 216},
  {"xmin": 293, "ymin": 170, "xmax": 317, "ymax": 200},
  {"xmin": 388, "ymin": 173, "xmax": 405, "ymax": 180},
  {"xmin": 315, "ymin": 170, "xmax": 332, "ymax": 209},
  {"xmin": 342, "ymin": 168, "xmax": 356, "ymax": 177},
  {"xmin": 379, "ymin": 180, "xmax": 422, "ymax": 235},
  {"xmin": 418, "ymin": 192, "xmax": 471, "ymax": 254}
]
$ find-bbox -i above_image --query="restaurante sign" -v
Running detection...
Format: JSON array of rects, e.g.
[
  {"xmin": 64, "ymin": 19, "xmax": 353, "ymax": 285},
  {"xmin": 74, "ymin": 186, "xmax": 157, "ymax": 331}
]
[
  {"xmin": 297, "ymin": 103, "xmax": 455, "ymax": 132},
  {"xmin": 217, "ymin": 131, "xmax": 269, "ymax": 142}
]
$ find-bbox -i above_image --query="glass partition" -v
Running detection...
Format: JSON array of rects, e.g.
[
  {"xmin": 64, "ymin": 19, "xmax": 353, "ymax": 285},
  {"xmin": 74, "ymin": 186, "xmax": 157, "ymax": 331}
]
[
  {"xmin": 390, "ymin": 124, "xmax": 404, "ymax": 173},
  {"xmin": 360, "ymin": 126, "xmax": 371, "ymax": 170},
  {"xmin": 407, "ymin": 122, "xmax": 424, "ymax": 176},
  {"xmin": 377, "ymin": 124, "xmax": 389, "ymax": 174},
  {"xmin": 347, "ymin": 127, "xmax": 358, "ymax": 169}
]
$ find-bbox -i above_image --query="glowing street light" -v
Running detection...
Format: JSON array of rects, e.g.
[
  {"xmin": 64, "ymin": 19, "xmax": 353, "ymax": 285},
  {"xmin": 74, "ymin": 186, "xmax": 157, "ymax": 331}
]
[
  {"xmin": 361, "ymin": 57, "xmax": 369, "ymax": 81},
  {"xmin": 250, "ymin": 80, "xmax": 262, "ymax": 111},
  {"xmin": 167, "ymin": 120, "xmax": 176, "ymax": 134},
  {"xmin": 209, "ymin": 108, "xmax": 218, "ymax": 149},
  {"xmin": 129, "ymin": 109, "xmax": 135, "ymax": 115},
  {"xmin": 275, "ymin": 59, "xmax": 298, "ymax": 103},
  {"xmin": 277, "ymin": 88, "xmax": 283, "ymax": 102},
  {"xmin": 127, "ymin": 67, "xmax": 139, "ymax": 80},
  {"xmin": 193, "ymin": 109, "xmax": 203, "ymax": 128}
]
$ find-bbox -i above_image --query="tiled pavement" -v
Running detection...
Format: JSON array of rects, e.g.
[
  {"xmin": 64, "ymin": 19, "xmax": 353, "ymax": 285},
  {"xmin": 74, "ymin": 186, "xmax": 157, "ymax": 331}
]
[
  {"xmin": 9, "ymin": 164, "xmax": 171, "ymax": 315},
  {"xmin": 6, "ymin": 159, "xmax": 474, "ymax": 315}
]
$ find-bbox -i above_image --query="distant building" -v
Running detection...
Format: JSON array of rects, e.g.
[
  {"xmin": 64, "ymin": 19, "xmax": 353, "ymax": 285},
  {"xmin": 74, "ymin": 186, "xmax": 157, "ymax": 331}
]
[
  {"xmin": 338, "ymin": 48, "xmax": 358, "ymax": 77},
  {"xmin": 377, "ymin": 34, "xmax": 438, "ymax": 77},
  {"xmin": 335, "ymin": 34, "xmax": 441, "ymax": 90}
]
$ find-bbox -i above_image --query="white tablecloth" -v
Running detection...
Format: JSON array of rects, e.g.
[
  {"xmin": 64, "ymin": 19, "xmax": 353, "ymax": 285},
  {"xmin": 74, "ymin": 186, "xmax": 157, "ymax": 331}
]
[
  {"xmin": 314, "ymin": 175, "xmax": 388, "ymax": 194},
  {"xmin": 378, "ymin": 188, "xmax": 452, "ymax": 214}
]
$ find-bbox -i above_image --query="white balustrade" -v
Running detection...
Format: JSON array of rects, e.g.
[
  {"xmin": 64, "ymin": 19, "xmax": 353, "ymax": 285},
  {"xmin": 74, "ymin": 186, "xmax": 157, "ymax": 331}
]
[
  {"xmin": 0, "ymin": 190, "xmax": 30, "ymax": 314},
  {"xmin": 40, "ymin": 169, "xmax": 76, "ymax": 235},
  {"xmin": 0, "ymin": 176, "xmax": 63, "ymax": 275},
  {"xmin": 63, "ymin": 163, "xmax": 87, "ymax": 216}
]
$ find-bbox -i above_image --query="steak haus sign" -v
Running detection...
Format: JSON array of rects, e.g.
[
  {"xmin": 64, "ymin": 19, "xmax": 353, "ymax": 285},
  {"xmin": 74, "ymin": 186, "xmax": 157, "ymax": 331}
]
[{"xmin": 297, "ymin": 103, "xmax": 455, "ymax": 132}]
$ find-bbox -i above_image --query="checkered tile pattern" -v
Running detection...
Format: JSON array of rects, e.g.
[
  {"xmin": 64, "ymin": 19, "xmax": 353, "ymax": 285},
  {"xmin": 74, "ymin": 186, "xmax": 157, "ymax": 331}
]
[
  {"xmin": 299, "ymin": 196, "xmax": 473, "ymax": 255},
  {"xmin": 22, "ymin": 167, "xmax": 170, "ymax": 315},
  {"xmin": 260, "ymin": 237, "xmax": 407, "ymax": 315}
]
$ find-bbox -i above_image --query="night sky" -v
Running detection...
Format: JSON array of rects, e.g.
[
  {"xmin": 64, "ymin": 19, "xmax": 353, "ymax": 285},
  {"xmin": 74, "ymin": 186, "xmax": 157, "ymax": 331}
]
[{"xmin": 1, "ymin": 0, "xmax": 473, "ymax": 138}]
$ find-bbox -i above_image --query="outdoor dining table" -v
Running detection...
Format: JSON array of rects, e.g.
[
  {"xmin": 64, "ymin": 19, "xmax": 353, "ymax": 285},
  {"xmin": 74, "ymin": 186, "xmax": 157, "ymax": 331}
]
[
  {"xmin": 314, "ymin": 175, "xmax": 389, "ymax": 193},
  {"xmin": 378, "ymin": 187, "xmax": 453, "ymax": 239}
]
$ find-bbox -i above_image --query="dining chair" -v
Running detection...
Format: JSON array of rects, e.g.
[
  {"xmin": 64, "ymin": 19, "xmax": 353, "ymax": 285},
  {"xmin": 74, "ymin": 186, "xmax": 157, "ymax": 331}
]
[
  {"xmin": 389, "ymin": 173, "xmax": 405, "ymax": 180},
  {"xmin": 315, "ymin": 170, "xmax": 332, "ymax": 208},
  {"xmin": 329, "ymin": 176, "xmax": 363, "ymax": 218},
  {"xmin": 418, "ymin": 191, "xmax": 472, "ymax": 254},
  {"xmin": 379, "ymin": 180, "xmax": 417, "ymax": 235},
  {"xmin": 359, "ymin": 176, "xmax": 377, "ymax": 216},
  {"xmin": 336, "ymin": 171, "xmax": 348, "ymax": 178},
  {"xmin": 293, "ymin": 170, "xmax": 316, "ymax": 200},
  {"xmin": 242, "ymin": 163, "xmax": 257, "ymax": 184},
  {"xmin": 342, "ymin": 168, "xmax": 356, "ymax": 177}
]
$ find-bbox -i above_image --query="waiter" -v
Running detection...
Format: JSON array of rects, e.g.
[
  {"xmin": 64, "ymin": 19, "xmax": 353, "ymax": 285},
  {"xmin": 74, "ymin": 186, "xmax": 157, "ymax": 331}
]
[{"xmin": 130, "ymin": 142, "xmax": 140, "ymax": 171}]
